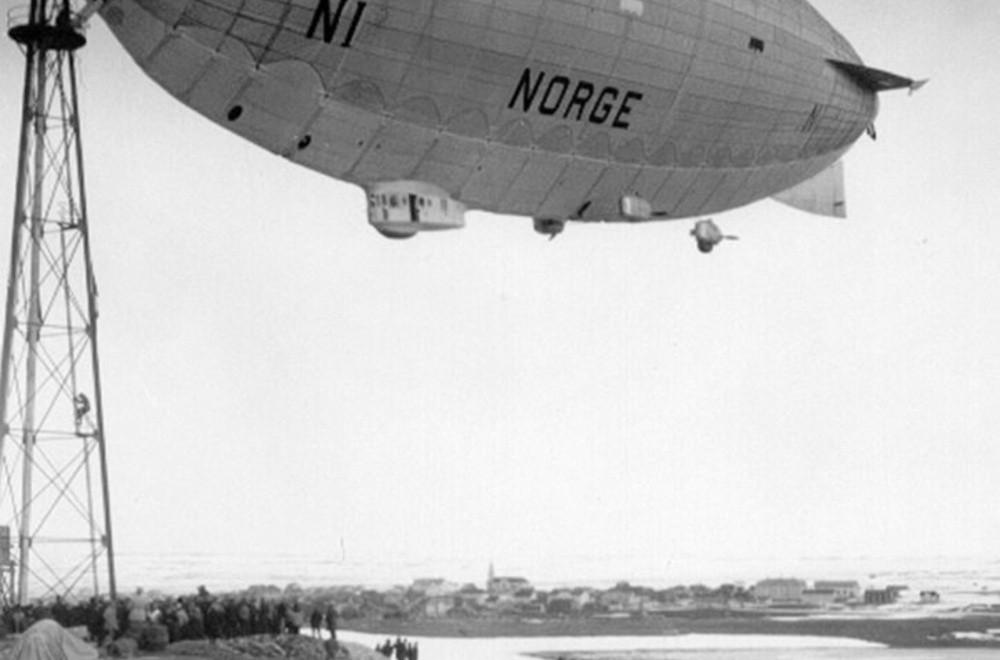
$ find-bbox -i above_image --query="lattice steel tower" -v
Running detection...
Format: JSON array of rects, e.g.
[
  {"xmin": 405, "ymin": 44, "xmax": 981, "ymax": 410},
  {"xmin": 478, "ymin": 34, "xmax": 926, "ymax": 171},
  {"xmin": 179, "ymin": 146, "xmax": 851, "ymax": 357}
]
[{"xmin": 1, "ymin": 0, "xmax": 116, "ymax": 605}]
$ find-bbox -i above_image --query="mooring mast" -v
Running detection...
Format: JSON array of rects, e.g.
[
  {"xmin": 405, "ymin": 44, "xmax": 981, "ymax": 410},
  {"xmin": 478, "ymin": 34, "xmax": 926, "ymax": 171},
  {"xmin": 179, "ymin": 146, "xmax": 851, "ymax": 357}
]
[{"xmin": 1, "ymin": 0, "xmax": 116, "ymax": 604}]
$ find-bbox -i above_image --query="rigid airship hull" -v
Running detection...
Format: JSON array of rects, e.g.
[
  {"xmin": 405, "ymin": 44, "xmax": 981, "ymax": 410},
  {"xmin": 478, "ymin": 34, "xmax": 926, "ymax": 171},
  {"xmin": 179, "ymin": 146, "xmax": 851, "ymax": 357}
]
[{"xmin": 99, "ymin": 0, "xmax": 883, "ymax": 227}]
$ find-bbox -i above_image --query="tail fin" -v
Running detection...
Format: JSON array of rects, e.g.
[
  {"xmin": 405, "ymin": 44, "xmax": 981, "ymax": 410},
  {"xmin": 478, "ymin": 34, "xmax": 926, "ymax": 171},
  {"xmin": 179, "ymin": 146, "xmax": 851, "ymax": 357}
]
[
  {"xmin": 772, "ymin": 160, "xmax": 846, "ymax": 219},
  {"xmin": 828, "ymin": 59, "xmax": 928, "ymax": 94}
]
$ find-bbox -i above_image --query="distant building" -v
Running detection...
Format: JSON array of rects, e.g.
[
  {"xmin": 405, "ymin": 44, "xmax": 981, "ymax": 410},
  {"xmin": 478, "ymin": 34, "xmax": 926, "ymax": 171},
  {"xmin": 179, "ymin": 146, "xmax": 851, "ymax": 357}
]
[
  {"xmin": 487, "ymin": 562, "xmax": 532, "ymax": 596},
  {"xmin": 422, "ymin": 596, "xmax": 455, "ymax": 618},
  {"xmin": 571, "ymin": 588, "xmax": 596, "ymax": 611},
  {"xmin": 489, "ymin": 576, "xmax": 532, "ymax": 595},
  {"xmin": 512, "ymin": 587, "xmax": 536, "ymax": 603},
  {"xmin": 660, "ymin": 586, "xmax": 693, "ymax": 603},
  {"xmin": 755, "ymin": 579, "xmax": 807, "ymax": 603},
  {"xmin": 814, "ymin": 581, "xmax": 862, "ymax": 602},
  {"xmin": 691, "ymin": 593, "xmax": 730, "ymax": 610},
  {"xmin": 410, "ymin": 578, "xmax": 460, "ymax": 597},
  {"xmin": 546, "ymin": 593, "xmax": 575, "ymax": 616},
  {"xmin": 600, "ymin": 588, "xmax": 644, "ymax": 612},
  {"xmin": 864, "ymin": 586, "xmax": 905, "ymax": 605},
  {"xmin": 546, "ymin": 589, "xmax": 593, "ymax": 615},
  {"xmin": 456, "ymin": 584, "xmax": 489, "ymax": 608}
]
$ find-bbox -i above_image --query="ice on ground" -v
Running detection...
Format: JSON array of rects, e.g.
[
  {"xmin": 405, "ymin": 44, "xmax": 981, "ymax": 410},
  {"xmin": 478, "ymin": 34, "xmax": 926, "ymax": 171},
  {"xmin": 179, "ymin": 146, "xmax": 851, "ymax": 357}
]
[{"xmin": 338, "ymin": 631, "xmax": 880, "ymax": 660}]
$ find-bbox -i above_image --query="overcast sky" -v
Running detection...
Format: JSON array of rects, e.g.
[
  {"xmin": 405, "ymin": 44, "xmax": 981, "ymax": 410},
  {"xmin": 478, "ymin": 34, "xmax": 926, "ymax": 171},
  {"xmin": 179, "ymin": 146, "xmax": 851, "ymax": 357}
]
[{"xmin": 1, "ymin": 1, "xmax": 999, "ymax": 587}]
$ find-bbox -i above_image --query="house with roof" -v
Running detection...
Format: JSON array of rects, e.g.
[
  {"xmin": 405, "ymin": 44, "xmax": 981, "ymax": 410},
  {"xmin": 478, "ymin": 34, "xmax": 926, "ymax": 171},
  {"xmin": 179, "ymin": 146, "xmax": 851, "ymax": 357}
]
[
  {"xmin": 864, "ymin": 586, "xmax": 906, "ymax": 605},
  {"xmin": 814, "ymin": 581, "xmax": 862, "ymax": 602},
  {"xmin": 754, "ymin": 579, "xmax": 807, "ymax": 603},
  {"xmin": 487, "ymin": 562, "xmax": 533, "ymax": 596}
]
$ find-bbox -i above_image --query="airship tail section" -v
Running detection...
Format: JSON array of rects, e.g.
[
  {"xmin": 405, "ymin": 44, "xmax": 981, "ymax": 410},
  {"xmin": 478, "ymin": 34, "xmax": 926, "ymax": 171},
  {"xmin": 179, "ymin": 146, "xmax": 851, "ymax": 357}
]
[
  {"xmin": 828, "ymin": 60, "xmax": 928, "ymax": 94},
  {"xmin": 772, "ymin": 160, "xmax": 847, "ymax": 219}
]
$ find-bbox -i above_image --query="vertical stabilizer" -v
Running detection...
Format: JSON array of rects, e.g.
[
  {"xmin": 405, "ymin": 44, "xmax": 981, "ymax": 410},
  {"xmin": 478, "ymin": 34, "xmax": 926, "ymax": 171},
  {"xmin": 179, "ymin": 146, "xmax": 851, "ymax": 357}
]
[{"xmin": 772, "ymin": 160, "xmax": 846, "ymax": 218}]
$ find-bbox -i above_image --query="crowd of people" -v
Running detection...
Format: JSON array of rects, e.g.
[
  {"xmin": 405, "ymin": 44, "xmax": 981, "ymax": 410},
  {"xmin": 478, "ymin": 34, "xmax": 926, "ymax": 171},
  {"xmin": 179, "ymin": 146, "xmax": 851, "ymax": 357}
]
[
  {"xmin": 1, "ymin": 586, "xmax": 339, "ymax": 648},
  {"xmin": 374, "ymin": 637, "xmax": 419, "ymax": 660}
]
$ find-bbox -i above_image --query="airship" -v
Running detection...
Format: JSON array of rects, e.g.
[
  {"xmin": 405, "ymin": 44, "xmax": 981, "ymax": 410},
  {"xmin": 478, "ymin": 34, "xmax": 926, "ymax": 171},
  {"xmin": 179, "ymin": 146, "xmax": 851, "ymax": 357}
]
[{"xmin": 97, "ymin": 0, "xmax": 924, "ymax": 251}]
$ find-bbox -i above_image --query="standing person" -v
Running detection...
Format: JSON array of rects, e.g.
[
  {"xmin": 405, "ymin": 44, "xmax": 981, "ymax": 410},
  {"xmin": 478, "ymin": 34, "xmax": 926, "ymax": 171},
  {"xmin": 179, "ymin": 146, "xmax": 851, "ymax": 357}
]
[
  {"xmin": 174, "ymin": 601, "xmax": 190, "ymax": 642},
  {"xmin": 249, "ymin": 599, "xmax": 261, "ymax": 635},
  {"xmin": 238, "ymin": 599, "xmax": 252, "ymax": 637},
  {"xmin": 162, "ymin": 599, "xmax": 180, "ymax": 643},
  {"xmin": 223, "ymin": 597, "xmax": 238, "ymax": 638},
  {"xmin": 128, "ymin": 588, "xmax": 150, "ymax": 634},
  {"xmin": 11, "ymin": 605, "xmax": 26, "ymax": 634},
  {"xmin": 260, "ymin": 599, "xmax": 277, "ymax": 635},
  {"xmin": 205, "ymin": 599, "xmax": 224, "ymax": 641},
  {"xmin": 309, "ymin": 607, "xmax": 323, "ymax": 639},
  {"xmin": 87, "ymin": 598, "xmax": 105, "ymax": 645},
  {"xmin": 324, "ymin": 602, "xmax": 337, "ymax": 641},
  {"xmin": 187, "ymin": 600, "xmax": 205, "ymax": 639},
  {"xmin": 274, "ymin": 601, "xmax": 287, "ymax": 635},
  {"xmin": 103, "ymin": 599, "xmax": 119, "ymax": 644},
  {"xmin": 51, "ymin": 596, "xmax": 69, "ymax": 627},
  {"xmin": 286, "ymin": 602, "xmax": 303, "ymax": 635}
]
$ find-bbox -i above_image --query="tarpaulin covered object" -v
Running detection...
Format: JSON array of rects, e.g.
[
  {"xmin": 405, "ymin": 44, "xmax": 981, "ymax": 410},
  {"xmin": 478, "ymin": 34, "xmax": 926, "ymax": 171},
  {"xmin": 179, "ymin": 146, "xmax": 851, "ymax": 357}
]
[{"xmin": 0, "ymin": 620, "xmax": 97, "ymax": 660}]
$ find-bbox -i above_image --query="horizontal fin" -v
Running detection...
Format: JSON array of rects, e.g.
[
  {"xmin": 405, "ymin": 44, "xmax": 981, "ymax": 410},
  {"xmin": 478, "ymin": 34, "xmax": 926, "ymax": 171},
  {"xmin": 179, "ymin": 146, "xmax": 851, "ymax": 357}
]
[
  {"xmin": 772, "ymin": 160, "xmax": 846, "ymax": 219},
  {"xmin": 828, "ymin": 59, "xmax": 928, "ymax": 93}
]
